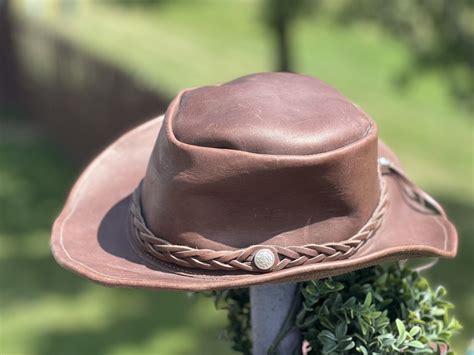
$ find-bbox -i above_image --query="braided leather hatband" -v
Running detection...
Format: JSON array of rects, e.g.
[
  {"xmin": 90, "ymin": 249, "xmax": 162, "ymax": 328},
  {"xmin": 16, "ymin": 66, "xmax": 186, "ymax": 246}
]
[{"xmin": 130, "ymin": 173, "xmax": 389, "ymax": 273}]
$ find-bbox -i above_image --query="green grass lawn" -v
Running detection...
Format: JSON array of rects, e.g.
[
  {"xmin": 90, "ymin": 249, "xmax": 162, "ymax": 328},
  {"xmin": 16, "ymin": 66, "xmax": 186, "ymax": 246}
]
[
  {"xmin": 0, "ymin": 123, "xmax": 232, "ymax": 355},
  {"xmin": 3, "ymin": 0, "xmax": 473, "ymax": 353}
]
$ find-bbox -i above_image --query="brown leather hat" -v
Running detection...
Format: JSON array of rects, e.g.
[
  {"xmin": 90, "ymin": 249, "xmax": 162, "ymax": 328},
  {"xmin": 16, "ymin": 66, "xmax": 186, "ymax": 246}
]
[{"xmin": 51, "ymin": 72, "xmax": 457, "ymax": 291}]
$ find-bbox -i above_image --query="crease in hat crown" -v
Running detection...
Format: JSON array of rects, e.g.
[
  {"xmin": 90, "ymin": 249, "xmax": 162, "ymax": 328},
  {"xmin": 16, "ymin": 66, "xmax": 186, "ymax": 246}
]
[{"xmin": 137, "ymin": 72, "xmax": 383, "ymax": 270}]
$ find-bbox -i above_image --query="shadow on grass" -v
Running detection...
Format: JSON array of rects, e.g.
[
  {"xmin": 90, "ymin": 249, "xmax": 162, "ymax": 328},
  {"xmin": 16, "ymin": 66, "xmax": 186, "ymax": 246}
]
[
  {"xmin": 0, "ymin": 251, "xmax": 87, "ymax": 303},
  {"xmin": 0, "ymin": 140, "xmax": 86, "ymax": 300},
  {"xmin": 0, "ymin": 134, "xmax": 231, "ymax": 354},
  {"xmin": 34, "ymin": 289, "xmax": 224, "ymax": 355}
]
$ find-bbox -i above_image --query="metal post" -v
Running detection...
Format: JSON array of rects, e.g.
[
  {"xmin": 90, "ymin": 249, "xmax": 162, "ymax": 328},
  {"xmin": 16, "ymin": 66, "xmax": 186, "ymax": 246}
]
[{"xmin": 250, "ymin": 282, "xmax": 302, "ymax": 355}]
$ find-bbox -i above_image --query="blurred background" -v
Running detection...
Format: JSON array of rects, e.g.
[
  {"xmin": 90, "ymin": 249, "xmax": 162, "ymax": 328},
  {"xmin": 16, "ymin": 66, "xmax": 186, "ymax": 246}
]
[{"xmin": 0, "ymin": 0, "xmax": 472, "ymax": 354}]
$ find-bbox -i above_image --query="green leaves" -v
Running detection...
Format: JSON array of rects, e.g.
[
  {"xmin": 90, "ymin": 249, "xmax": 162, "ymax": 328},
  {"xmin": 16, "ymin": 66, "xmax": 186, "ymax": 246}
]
[
  {"xmin": 395, "ymin": 319, "xmax": 406, "ymax": 341},
  {"xmin": 206, "ymin": 263, "xmax": 461, "ymax": 354},
  {"xmin": 204, "ymin": 288, "xmax": 252, "ymax": 355},
  {"xmin": 296, "ymin": 264, "xmax": 461, "ymax": 354}
]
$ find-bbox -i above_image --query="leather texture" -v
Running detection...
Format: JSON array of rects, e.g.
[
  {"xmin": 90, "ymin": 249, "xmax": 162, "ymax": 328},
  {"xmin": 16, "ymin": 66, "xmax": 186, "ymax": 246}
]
[
  {"xmin": 142, "ymin": 73, "xmax": 379, "ymax": 252},
  {"xmin": 50, "ymin": 72, "xmax": 458, "ymax": 291},
  {"xmin": 173, "ymin": 73, "xmax": 370, "ymax": 155}
]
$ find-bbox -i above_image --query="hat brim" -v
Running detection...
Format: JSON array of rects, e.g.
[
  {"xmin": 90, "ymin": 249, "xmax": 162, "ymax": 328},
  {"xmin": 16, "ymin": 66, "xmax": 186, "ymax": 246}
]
[{"xmin": 51, "ymin": 116, "xmax": 457, "ymax": 291}]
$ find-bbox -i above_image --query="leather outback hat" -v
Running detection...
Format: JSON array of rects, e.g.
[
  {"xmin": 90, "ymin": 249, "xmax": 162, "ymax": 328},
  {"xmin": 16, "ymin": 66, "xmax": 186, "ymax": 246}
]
[{"xmin": 51, "ymin": 72, "xmax": 457, "ymax": 291}]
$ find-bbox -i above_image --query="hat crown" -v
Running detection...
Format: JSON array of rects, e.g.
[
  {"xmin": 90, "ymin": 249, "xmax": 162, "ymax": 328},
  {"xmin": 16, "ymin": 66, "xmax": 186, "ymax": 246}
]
[
  {"xmin": 141, "ymin": 73, "xmax": 380, "ymax": 251},
  {"xmin": 173, "ymin": 72, "xmax": 371, "ymax": 155}
]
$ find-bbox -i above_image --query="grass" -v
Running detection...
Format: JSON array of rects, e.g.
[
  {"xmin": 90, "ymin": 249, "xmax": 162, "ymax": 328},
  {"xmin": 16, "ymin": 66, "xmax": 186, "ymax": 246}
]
[
  {"xmin": 0, "ymin": 127, "xmax": 232, "ymax": 355},
  {"xmin": 4, "ymin": 0, "xmax": 473, "ymax": 353}
]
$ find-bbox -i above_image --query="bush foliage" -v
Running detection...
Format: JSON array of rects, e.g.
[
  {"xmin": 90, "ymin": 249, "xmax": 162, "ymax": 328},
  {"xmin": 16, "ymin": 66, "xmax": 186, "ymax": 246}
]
[{"xmin": 207, "ymin": 263, "xmax": 460, "ymax": 354}]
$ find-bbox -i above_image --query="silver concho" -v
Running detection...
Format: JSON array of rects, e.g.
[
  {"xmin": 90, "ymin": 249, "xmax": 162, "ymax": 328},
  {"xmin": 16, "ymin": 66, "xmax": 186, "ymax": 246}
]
[{"xmin": 253, "ymin": 248, "xmax": 276, "ymax": 271}]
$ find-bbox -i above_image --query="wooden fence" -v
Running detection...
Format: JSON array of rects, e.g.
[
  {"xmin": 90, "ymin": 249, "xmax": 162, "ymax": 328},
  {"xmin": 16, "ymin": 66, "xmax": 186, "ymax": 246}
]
[{"xmin": 2, "ymin": 5, "xmax": 169, "ymax": 162}]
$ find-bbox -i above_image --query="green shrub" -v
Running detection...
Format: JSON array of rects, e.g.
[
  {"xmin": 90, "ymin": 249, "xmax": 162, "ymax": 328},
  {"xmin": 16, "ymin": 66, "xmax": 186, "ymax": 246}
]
[{"xmin": 207, "ymin": 263, "xmax": 460, "ymax": 354}]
